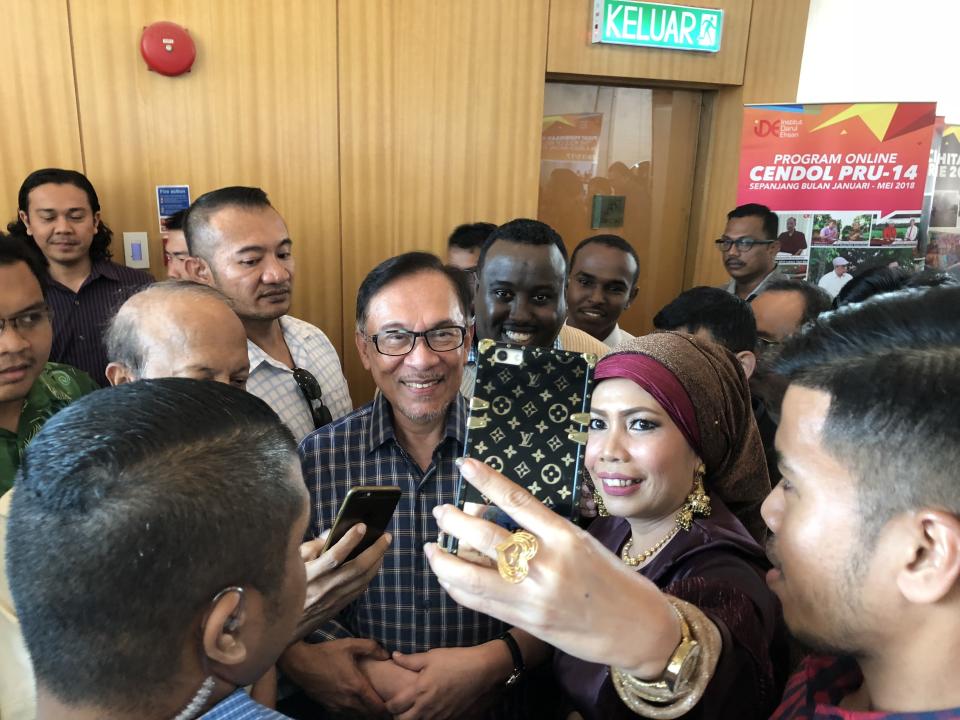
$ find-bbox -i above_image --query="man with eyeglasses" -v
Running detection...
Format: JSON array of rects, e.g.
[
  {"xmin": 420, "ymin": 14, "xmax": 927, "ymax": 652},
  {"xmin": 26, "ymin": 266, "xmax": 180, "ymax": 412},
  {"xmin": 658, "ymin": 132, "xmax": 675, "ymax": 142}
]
[
  {"xmin": 184, "ymin": 186, "xmax": 352, "ymax": 441},
  {"xmin": 0, "ymin": 237, "xmax": 97, "ymax": 493},
  {"xmin": 718, "ymin": 203, "xmax": 787, "ymax": 301},
  {"xmin": 285, "ymin": 252, "xmax": 529, "ymax": 719}
]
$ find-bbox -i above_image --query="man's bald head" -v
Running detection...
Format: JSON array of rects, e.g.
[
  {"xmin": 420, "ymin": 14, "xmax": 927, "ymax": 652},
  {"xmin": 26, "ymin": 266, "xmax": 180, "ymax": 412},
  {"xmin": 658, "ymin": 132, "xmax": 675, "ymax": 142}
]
[{"xmin": 105, "ymin": 281, "xmax": 250, "ymax": 388}]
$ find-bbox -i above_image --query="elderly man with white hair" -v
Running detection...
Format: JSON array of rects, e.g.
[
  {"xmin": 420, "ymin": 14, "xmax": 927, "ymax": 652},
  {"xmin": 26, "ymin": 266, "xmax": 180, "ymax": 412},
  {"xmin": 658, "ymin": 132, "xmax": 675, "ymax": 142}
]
[{"xmin": 817, "ymin": 256, "xmax": 852, "ymax": 298}]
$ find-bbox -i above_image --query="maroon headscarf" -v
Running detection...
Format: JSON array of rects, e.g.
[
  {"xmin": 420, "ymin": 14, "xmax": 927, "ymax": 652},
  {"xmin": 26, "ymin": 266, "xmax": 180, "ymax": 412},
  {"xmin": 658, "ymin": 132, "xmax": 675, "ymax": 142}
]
[{"xmin": 594, "ymin": 332, "xmax": 770, "ymax": 542}]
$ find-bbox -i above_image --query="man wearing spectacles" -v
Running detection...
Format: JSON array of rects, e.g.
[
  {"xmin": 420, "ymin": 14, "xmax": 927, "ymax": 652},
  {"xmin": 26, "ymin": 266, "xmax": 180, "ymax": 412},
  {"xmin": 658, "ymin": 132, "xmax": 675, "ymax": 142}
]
[
  {"xmin": 718, "ymin": 203, "xmax": 787, "ymax": 301},
  {"xmin": 286, "ymin": 252, "xmax": 530, "ymax": 719},
  {"xmin": 0, "ymin": 237, "xmax": 96, "ymax": 494},
  {"xmin": 184, "ymin": 187, "xmax": 352, "ymax": 441}
]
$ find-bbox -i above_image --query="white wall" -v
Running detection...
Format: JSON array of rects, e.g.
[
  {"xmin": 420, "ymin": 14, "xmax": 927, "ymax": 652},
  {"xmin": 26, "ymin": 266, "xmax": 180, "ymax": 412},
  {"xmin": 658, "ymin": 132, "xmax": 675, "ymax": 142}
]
[{"xmin": 798, "ymin": 0, "xmax": 960, "ymax": 123}]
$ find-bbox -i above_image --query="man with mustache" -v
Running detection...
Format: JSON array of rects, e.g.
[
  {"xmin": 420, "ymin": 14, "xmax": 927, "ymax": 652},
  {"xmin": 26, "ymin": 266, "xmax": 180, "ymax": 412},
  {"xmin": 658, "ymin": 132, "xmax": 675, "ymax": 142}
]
[
  {"xmin": 464, "ymin": 218, "xmax": 607, "ymax": 396},
  {"xmin": 286, "ymin": 252, "xmax": 528, "ymax": 719},
  {"xmin": 763, "ymin": 285, "xmax": 960, "ymax": 718},
  {"xmin": 184, "ymin": 186, "xmax": 352, "ymax": 441},
  {"xmin": 718, "ymin": 203, "xmax": 786, "ymax": 301}
]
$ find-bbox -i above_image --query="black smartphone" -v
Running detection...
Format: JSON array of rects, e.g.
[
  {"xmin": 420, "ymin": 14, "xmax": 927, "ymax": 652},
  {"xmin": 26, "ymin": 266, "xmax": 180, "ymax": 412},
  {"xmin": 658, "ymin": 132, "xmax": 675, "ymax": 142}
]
[{"xmin": 320, "ymin": 486, "xmax": 402, "ymax": 562}]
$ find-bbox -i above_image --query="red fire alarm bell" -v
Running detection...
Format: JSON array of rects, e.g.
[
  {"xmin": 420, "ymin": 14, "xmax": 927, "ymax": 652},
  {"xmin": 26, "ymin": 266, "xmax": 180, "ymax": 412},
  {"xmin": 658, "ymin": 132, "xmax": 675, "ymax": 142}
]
[{"xmin": 140, "ymin": 21, "xmax": 196, "ymax": 77}]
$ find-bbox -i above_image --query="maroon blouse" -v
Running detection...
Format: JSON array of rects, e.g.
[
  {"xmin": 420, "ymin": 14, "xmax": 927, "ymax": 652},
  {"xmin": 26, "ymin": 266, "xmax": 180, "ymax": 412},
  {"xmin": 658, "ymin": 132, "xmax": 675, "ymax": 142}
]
[{"xmin": 553, "ymin": 496, "xmax": 789, "ymax": 719}]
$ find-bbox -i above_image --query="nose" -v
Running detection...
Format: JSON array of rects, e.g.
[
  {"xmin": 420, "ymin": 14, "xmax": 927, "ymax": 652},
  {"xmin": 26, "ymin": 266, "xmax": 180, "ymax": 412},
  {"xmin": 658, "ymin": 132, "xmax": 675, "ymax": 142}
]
[
  {"xmin": 54, "ymin": 214, "xmax": 72, "ymax": 234},
  {"xmin": 509, "ymin": 296, "xmax": 535, "ymax": 325},
  {"xmin": 725, "ymin": 242, "xmax": 742, "ymax": 258},
  {"xmin": 593, "ymin": 423, "xmax": 628, "ymax": 463},
  {"xmin": 589, "ymin": 284, "xmax": 605, "ymax": 304},
  {"xmin": 760, "ymin": 482, "xmax": 784, "ymax": 534},
  {"xmin": 261, "ymin": 255, "xmax": 292, "ymax": 284},
  {"xmin": 404, "ymin": 334, "xmax": 441, "ymax": 370},
  {"xmin": 0, "ymin": 323, "xmax": 31, "ymax": 354}
]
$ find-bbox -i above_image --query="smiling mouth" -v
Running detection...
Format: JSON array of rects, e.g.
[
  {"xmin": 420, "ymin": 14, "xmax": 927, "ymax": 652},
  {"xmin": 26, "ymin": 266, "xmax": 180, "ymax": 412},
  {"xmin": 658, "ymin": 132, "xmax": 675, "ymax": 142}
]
[
  {"xmin": 401, "ymin": 378, "xmax": 443, "ymax": 390},
  {"xmin": 504, "ymin": 329, "xmax": 535, "ymax": 344},
  {"xmin": 578, "ymin": 307, "xmax": 607, "ymax": 319}
]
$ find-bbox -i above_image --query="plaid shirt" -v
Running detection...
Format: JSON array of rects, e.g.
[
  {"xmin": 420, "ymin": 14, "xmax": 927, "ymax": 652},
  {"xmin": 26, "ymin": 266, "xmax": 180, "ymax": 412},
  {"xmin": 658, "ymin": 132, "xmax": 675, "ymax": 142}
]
[
  {"xmin": 199, "ymin": 689, "xmax": 290, "ymax": 719},
  {"xmin": 771, "ymin": 655, "xmax": 960, "ymax": 719},
  {"xmin": 299, "ymin": 392, "xmax": 507, "ymax": 653}
]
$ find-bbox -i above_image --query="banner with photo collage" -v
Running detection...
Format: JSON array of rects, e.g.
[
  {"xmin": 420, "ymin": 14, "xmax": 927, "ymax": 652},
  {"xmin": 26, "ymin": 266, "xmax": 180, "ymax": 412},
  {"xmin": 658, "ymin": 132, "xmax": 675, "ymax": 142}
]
[
  {"xmin": 926, "ymin": 123, "xmax": 960, "ymax": 273},
  {"xmin": 737, "ymin": 103, "xmax": 938, "ymax": 297}
]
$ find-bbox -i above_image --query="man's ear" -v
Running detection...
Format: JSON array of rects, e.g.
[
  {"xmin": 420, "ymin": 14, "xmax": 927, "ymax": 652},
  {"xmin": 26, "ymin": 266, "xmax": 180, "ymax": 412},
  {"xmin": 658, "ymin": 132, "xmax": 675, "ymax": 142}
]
[
  {"xmin": 896, "ymin": 511, "xmax": 960, "ymax": 605},
  {"xmin": 185, "ymin": 256, "xmax": 213, "ymax": 286},
  {"xmin": 92, "ymin": 210, "xmax": 101, "ymax": 233},
  {"xmin": 202, "ymin": 589, "xmax": 248, "ymax": 667},
  {"xmin": 105, "ymin": 362, "xmax": 136, "ymax": 387},
  {"xmin": 355, "ymin": 329, "xmax": 372, "ymax": 371},
  {"xmin": 626, "ymin": 285, "xmax": 639, "ymax": 307},
  {"xmin": 735, "ymin": 350, "xmax": 757, "ymax": 380},
  {"xmin": 18, "ymin": 210, "xmax": 32, "ymax": 236}
]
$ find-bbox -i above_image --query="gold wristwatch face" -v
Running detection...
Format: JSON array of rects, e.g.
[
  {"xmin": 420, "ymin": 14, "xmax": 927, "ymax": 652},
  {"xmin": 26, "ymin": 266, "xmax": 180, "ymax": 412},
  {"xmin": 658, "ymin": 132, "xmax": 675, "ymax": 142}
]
[{"xmin": 666, "ymin": 640, "xmax": 701, "ymax": 692}]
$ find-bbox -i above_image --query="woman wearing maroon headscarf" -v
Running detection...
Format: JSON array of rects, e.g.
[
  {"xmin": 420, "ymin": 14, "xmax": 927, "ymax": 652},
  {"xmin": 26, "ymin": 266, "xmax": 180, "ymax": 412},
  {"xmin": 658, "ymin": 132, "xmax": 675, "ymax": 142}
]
[{"xmin": 425, "ymin": 333, "xmax": 787, "ymax": 719}]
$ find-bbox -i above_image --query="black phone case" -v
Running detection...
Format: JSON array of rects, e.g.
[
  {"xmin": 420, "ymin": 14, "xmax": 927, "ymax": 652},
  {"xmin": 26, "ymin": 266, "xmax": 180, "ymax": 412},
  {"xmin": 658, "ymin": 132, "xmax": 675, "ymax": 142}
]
[{"xmin": 447, "ymin": 340, "xmax": 597, "ymax": 553}]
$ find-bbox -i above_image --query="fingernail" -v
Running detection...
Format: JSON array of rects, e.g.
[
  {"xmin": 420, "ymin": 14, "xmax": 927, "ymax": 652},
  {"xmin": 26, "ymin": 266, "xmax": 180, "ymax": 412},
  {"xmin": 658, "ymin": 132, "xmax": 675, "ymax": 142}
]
[
  {"xmin": 354, "ymin": 523, "xmax": 366, "ymax": 534},
  {"xmin": 384, "ymin": 532, "xmax": 393, "ymax": 544},
  {"xmin": 432, "ymin": 505, "xmax": 445, "ymax": 520},
  {"xmin": 458, "ymin": 459, "xmax": 476, "ymax": 479},
  {"xmin": 423, "ymin": 542, "xmax": 435, "ymax": 559},
  {"xmin": 455, "ymin": 457, "xmax": 465, "ymax": 467}
]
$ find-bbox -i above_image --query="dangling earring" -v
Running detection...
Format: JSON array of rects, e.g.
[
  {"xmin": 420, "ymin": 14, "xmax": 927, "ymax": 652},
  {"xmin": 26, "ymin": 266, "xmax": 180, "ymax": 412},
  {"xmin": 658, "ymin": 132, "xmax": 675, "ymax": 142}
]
[
  {"xmin": 675, "ymin": 463, "xmax": 711, "ymax": 532},
  {"xmin": 595, "ymin": 490, "xmax": 609, "ymax": 517}
]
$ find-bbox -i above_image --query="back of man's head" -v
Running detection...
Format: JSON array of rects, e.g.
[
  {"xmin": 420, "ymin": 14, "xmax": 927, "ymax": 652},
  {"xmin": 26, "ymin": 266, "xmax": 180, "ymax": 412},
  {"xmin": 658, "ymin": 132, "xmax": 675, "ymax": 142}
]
[
  {"xmin": 448, "ymin": 222, "xmax": 496, "ymax": 252},
  {"xmin": 6, "ymin": 379, "xmax": 303, "ymax": 714},
  {"xmin": 184, "ymin": 186, "xmax": 272, "ymax": 260},
  {"xmin": 727, "ymin": 203, "xmax": 779, "ymax": 241},
  {"xmin": 356, "ymin": 251, "xmax": 471, "ymax": 331},
  {"xmin": 477, "ymin": 218, "xmax": 568, "ymax": 273},
  {"xmin": 776, "ymin": 286, "xmax": 960, "ymax": 546},
  {"xmin": 0, "ymin": 234, "xmax": 46, "ymax": 283},
  {"xmin": 753, "ymin": 279, "xmax": 832, "ymax": 340},
  {"xmin": 653, "ymin": 286, "xmax": 756, "ymax": 353},
  {"xmin": 104, "ymin": 280, "xmax": 241, "ymax": 383},
  {"xmin": 836, "ymin": 266, "xmax": 958, "ymax": 307}
]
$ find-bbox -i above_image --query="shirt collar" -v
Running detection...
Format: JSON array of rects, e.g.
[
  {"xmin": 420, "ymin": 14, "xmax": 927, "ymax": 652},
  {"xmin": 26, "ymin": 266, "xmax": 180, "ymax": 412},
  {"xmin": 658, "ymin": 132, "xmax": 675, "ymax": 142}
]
[
  {"xmin": 246, "ymin": 317, "xmax": 291, "ymax": 373},
  {"xmin": 366, "ymin": 391, "xmax": 467, "ymax": 454},
  {"xmin": 726, "ymin": 264, "xmax": 782, "ymax": 300},
  {"xmin": 43, "ymin": 259, "xmax": 119, "ymax": 291},
  {"xmin": 602, "ymin": 324, "xmax": 622, "ymax": 346}
]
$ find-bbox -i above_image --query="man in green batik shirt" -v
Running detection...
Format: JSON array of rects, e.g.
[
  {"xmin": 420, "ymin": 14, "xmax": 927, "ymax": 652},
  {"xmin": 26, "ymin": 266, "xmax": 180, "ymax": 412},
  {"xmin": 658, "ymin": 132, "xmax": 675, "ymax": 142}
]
[{"xmin": 0, "ymin": 237, "xmax": 96, "ymax": 493}]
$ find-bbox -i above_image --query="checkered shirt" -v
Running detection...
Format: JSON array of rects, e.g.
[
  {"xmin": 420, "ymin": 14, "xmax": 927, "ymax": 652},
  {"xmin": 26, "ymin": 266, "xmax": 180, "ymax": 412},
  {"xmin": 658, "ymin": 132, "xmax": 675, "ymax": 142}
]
[
  {"xmin": 246, "ymin": 315, "xmax": 352, "ymax": 442},
  {"xmin": 198, "ymin": 689, "xmax": 290, "ymax": 719},
  {"xmin": 299, "ymin": 392, "xmax": 508, "ymax": 653}
]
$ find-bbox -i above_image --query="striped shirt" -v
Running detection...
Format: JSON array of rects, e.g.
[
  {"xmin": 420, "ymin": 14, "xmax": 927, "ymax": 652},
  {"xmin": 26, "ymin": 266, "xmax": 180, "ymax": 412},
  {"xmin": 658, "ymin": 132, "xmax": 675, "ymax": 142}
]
[
  {"xmin": 43, "ymin": 260, "xmax": 154, "ymax": 386},
  {"xmin": 246, "ymin": 315, "xmax": 352, "ymax": 442},
  {"xmin": 299, "ymin": 391, "xmax": 507, "ymax": 653},
  {"xmin": 771, "ymin": 655, "xmax": 960, "ymax": 719},
  {"xmin": 199, "ymin": 689, "xmax": 290, "ymax": 719}
]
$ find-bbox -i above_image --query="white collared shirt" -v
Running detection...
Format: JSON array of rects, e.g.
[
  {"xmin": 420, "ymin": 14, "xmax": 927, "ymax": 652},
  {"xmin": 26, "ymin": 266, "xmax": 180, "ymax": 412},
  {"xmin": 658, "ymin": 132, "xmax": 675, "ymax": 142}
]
[
  {"xmin": 246, "ymin": 315, "xmax": 353, "ymax": 442},
  {"xmin": 817, "ymin": 270, "xmax": 852, "ymax": 299},
  {"xmin": 602, "ymin": 324, "xmax": 637, "ymax": 349}
]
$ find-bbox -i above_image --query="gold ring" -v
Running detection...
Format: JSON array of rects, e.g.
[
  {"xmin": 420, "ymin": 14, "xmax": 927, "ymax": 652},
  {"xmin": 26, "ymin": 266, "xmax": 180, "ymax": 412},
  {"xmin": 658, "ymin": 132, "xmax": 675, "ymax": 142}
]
[{"xmin": 495, "ymin": 530, "xmax": 539, "ymax": 583}]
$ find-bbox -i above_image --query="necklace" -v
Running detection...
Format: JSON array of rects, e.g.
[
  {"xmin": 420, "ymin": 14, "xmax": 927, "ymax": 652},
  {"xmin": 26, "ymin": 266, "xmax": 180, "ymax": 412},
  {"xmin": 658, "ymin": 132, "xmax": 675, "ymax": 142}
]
[{"xmin": 620, "ymin": 526, "xmax": 680, "ymax": 567}]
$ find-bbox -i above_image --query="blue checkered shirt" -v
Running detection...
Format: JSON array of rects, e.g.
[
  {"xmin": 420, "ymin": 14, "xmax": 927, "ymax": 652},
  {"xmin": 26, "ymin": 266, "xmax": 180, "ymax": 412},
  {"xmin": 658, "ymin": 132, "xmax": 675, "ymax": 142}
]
[
  {"xmin": 299, "ymin": 392, "xmax": 508, "ymax": 653},
  {"xmin": 199, "ymin": 689, "xmax": 290, "ymax": 719}
]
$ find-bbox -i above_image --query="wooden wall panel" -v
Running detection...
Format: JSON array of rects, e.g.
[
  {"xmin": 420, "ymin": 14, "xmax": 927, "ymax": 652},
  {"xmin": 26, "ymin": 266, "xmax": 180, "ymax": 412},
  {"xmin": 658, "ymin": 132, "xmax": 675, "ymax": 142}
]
[
  {"xmin": 685, "ymin": 0, "xmax": 811, "ymax": 287},
  {"xmin": 0, "ymin": 0, "xmax": 83, "ymax": 222},
  {"xmin": 338, "ymin": 0, "xmax": 550, "ymax": 403},
  {"xmin": 68, "ymin": 0, "xmax": 343, "ymax": 351},
  {"xmin": 547, "ymin": 0, "xmax": 752, "ymax": 86}
]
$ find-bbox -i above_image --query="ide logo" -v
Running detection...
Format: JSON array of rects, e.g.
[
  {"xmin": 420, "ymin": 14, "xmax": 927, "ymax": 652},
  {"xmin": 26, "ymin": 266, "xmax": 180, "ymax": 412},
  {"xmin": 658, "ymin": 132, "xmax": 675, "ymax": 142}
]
[{"xmin": 754, "ymin": 119, "xmax": 781, "ymax": 137}]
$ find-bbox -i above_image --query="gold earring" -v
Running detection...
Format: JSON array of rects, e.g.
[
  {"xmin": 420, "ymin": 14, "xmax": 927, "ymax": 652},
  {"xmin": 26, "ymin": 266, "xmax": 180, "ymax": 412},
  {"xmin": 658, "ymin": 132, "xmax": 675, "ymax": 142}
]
[
  {"xmin": 594, "ymin": 488, "xmax": 610, "ymax": 517},
  {"xmin": 675, "ymin": 463, "xmax": 710, "ymax": 532}
]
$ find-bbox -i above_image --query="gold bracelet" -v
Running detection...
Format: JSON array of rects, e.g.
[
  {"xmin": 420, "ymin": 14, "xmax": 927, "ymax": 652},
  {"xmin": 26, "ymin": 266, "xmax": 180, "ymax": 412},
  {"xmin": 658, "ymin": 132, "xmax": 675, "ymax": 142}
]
[{"xmin": 610, "ymin": 597, "xmax": 721, "ymax": 719}]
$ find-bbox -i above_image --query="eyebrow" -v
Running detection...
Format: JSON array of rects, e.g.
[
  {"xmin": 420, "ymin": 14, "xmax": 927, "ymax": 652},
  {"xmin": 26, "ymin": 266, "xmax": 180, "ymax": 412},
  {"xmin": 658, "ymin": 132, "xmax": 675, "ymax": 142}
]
[
  {"xmin": 7, "ymin": 301, "xmax": 47, "ymax": 316},
  {"xmin": 234, "ymin": 238, "xmax": 292, "ymax": 254},
  {"xmin": 377, "ymin": 319, "xmax": 460, "ymax": 332},
  {"xmin": 591, "ymin": 405, "xmax": 663, "ymax": 417},
  {"xmin": 36, "ymin": 207, "xmax": 87, "ymax": 213}
]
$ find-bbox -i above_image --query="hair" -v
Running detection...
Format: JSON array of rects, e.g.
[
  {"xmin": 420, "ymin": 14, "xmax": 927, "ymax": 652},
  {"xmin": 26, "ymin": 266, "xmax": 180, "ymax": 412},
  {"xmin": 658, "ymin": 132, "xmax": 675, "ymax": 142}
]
[
  {"xmin": 775, "ymin": 286, "xmax": 960, "ymax": 545},
  {"xmin": 6, "ymin": 168, "xmax": 113, "ymax": 262},
  {"xmin": 6, "ymin": 379, "xmax": 302, "ymax": 712},
  {"xmin": 164, "ymin": 208, "xmax": 187, "ymax": 232},
  {"xmin": 757, "ymin": 278, "xmax": 833, "ymax": 325},
  {"xmin": 0, "ymin": 234, "xmax": 46, "ymax": 286},
  {"xmin": 105, "ymin": 281, "xmax": 234, "ymax": 376},
  {"xmin": 569, "ymin": 234, "xmax": 640, "ymax": 287},
  {"xmin": 355, "ymin": 251, "xmax": 472, "ymax": 330},
  {"xmin": 653, "ymin": 286, "xmax": 757, "ymax": 353},
  {"xmin": 726, "ymin": 203, "xmax": 779, "ymax": 241},
  {"xmin": 835, "ymin": 266, "xmax": 957, "ymax": 308},
  {"xmin": 448, "ymin": 222, "xmax": 496, "ymax": 251},
  {"xmin": 477, "ymin": 218, "xmax": 568, "ymax": 273},
  {"xmin": 184, "ymin": 186, "xmax": 273, "ymax": 260}
]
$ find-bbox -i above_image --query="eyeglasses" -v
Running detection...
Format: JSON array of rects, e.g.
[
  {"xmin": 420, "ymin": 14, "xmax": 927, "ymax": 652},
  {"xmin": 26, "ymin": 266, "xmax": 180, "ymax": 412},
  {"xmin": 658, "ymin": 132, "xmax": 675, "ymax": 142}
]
[
  {"xmin": 756, "ymin": 336, "xmax": 780, "ymax": 349},
  {"xmin": 0, "ymin": 306, "xmax": 53, "ymax": 335},
  {"xmin": 292, "ymin": 367, "xmax": 333, "ymax": 429},
  {"xmin": 367, "ymin": 326, "xmax": 466, "ymax": 356},
  {"xmin": 715, "ymin": 237, "xmax": 775, "ymax": 252}
]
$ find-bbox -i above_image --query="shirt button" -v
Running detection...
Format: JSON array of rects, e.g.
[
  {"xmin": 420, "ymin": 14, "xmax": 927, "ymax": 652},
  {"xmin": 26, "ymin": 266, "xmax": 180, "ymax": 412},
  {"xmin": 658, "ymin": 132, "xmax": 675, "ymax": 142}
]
[
  {"xmin": 74, "ymin": 300, "xmax": 80, "ymax": 306},
  {"xmin": 78, "ymin": 335, "xmax": 85, "ymax": 341}
]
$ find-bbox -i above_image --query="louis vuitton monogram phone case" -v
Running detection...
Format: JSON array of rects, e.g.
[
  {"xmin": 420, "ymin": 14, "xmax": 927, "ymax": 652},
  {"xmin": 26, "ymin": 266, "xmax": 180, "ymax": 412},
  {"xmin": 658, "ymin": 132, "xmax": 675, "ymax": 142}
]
[{"xmin": 445, "ymin": 339, "xmax": 598, "ymax": 554}]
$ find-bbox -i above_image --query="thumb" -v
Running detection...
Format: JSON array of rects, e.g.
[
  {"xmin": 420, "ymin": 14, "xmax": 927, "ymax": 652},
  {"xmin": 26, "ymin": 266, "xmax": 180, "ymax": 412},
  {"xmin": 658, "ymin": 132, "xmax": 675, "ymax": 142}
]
[
  {"xmin": 350, "ymin": 638, "xmax": 390, "ymax": 661},
  {"xmin": 391, "ymin": 650, "xmax": 429, "ymax": 672}
]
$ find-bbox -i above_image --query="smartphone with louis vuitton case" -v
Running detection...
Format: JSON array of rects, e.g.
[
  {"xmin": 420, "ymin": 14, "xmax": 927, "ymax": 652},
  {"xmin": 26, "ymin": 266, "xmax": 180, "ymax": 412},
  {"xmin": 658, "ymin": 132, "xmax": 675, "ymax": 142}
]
[{"xmin": 444, "ymin": 339, "xmax": 598, "ymax": 554}]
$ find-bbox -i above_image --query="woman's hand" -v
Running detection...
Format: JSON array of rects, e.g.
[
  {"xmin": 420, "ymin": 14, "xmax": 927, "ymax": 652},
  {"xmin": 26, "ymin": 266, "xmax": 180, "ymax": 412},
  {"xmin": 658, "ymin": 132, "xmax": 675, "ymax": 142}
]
[{"xmin": 425, "ymin": 459, "xmax": 680, "ymax": 679}]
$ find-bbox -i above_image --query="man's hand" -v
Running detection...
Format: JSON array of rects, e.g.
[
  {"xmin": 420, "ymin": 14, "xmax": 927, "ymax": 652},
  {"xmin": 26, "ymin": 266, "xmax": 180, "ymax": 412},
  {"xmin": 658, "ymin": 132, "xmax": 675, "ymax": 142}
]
[
  {"xmin": 384, "ymin": 643, "xmax": 511, "ymax": 720},
  {"xmin": 295, "ymin": 525, "xmax": 391, "ymax": 639},
  {"xmin": 280, "ymin": 639, "xmax": 391, "ymax": 718}
]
